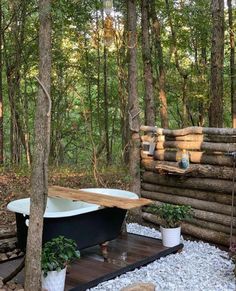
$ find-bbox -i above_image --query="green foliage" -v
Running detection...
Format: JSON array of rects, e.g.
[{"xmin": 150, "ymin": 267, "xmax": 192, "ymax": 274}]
[
  {"xmin": 42, "ymin": 236, "xmax": 80, "ymax": 277},
  {"xmin": 1, "ymin": 0, "xmax": 234, "ymax": 167},
  {"xmin": 147, "ymin": 203, "xmax": 193, "ymax": 228}
]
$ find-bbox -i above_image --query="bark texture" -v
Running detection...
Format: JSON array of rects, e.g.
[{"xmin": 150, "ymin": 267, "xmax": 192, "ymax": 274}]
[
  {"xmin": 141, "ymin": 182, "xmax": 232, "ymax": 205},
  {"xmin": 24, "ymin": 1, "xmax": 51, "ymax": 290},
  {"xmin": 0, "ymin": 0, "xmax": 3, "ymax": 164},
  {"xmin": 141, "ymin": 0, "xmax": 155, "ymax": 126},
  {"xmin": 142, "ymin": 171, "xmax": 235, "ymax": 194},
  {"xmin": 150, "ymin": 0, "xmax": 168, "ymax": 128},
  {"xmin": 140, "ymin": 125, "xmax": 236, "ymax": 136},
  {"xmin": 209, "ymin": 0, "xmax": 224, "ymax": 127},
  {"xmin": 140, "ymin": 126, "xmax": 236, "ymax": 246},
  {"xmin": 141, "ymin": 159, "xmax": 235, "ymax": 180},
  {"xmin": 128, "ymin": 0, "xmax": 140, "ymax": 195},
  {"xmin": 142, "ymin": 212, "xmax": 234, "ymax": 246},
  {"xmin": 227, "ymin": 0, "xmax": 236, "ymax": 127}
]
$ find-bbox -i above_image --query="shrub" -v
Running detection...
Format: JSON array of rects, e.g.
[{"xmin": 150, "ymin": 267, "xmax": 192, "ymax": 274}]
[
  {"xmin": 42, "ymin": 236, "xmax": 80, "ymax": 277},
  {"xmin": 147, "ymin": 203, "xmax": 193, "ymax": 228}
]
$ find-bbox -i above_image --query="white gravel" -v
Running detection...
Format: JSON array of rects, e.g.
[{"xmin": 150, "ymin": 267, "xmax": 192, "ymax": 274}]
[{"xmin": 89, "ymin": 223, "xmax": 236, "ymax": 291}]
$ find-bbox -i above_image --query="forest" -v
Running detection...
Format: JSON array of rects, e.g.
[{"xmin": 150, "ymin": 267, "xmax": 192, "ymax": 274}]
[
  {"xmin": 0, "ymin": 0, "xmax": 235, "ymax": 170},
  {"xmin": 0, "ymin": 1, "xmax": 235, "ymax": 290}
]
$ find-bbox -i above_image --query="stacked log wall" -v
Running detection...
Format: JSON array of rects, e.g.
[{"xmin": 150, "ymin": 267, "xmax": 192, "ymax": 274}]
[{"xmin": 140, "ymin": 126, "xmax": 236, "ymax": 246}]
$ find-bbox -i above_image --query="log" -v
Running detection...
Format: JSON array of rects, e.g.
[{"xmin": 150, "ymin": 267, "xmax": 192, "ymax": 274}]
[
  {"xmin": 142, "ymin": 171, "xmax": 235, "ymax": 194},
  {"xmin": 141, "ymin": 182, "xmax": 232, "ymax": 205},
  {"xmin": 141, "ymin": 190, "xmax": 234, "ymax": 216},
  {"xmin": 204, "ymin": 135, "xmax": 236, "ymax": 143},
  {"xmin": 150, "ymin": 150, "xmax": 234, "ymax": 166},
  {"xmin": 155, "ymin": 141, "xmax": 236, "ymax": 152},
  {"xmin": 165, "ymin": 134, "xmax": 204, "ymax": 142},
  {"xmin": 142, "ymin": 212, "xmax": 233, "ymax": 246},
  {"xmin": 140, "ymin": 125, "xmax": 236, "ymax": 136},
  {"xmin": 141, "ymin": 159, "xmax": 234, "ymax": 180},
  {"xmin": 142, "ymin": 133, "xmax": 236, "ymax": 143},
  {"xmin": 0, "ymin": 237, "xmax": 17, "ymax": 252},
  {"xmin": 166, "ymin": 135, "xmax": 236, "ymax": 143},
  {"xmin": 143, "ymin": 201, "xmax": 236, "ymax": 227},
  {"xmin": 143, "ymin": 207, "xmax": 236, "ymax": 234},
  {"xmin": 48, "ymin": 186, "xmax": 152, "ymax": 210},
  {"xmin": 187, "ymin": 218, "xmax": 236, "ymax": 235},
  {"xmin": 193, "ymin": 208, "xmax": 236, "ymax": 227},
  {"xmin": 141, "ymin": 135, "xmax": 165, "ymax": 142}
]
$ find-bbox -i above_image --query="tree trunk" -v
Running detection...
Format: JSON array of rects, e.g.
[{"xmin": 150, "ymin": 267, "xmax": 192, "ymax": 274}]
[
  {"xmin": 227, "ymin": 0, "xmax": 236, "ymax": 127},
  {"xmin": 140, "ymin": 125, "xmax": 236, "ymax": 136},
  {"xmin": 24, "ymin": 0, "xmax": 51, "ymax": 290},
  {"xmin": 150, "ymin": 149, "xmax": 233, "ymax": 167},
  {"xmin": 144, "ymin": 206, "xmax": 236, "ymax": 233},
  {"xmin": 144, "ymin": 200, "xmax": 236, "ymax": 227},
  {"xmin": 116, "ymin": 16, "xmax": 129, "ymax": 164},
  {"xmin": 141, "ymin": 189, "xmax": 234, "ymax": 216},
  {"xmin": 103, "ymin": 23, "xmax": 111, "ymax": 165},
  {"xmin": 3, "ymin": 0, "xmax": 29, "ymax": 165},
  {"xmin": 209, "ymin": 0, "xmax": 224, "ymax": 127},
  {"xmin": 141, "ymin": 159, "xmax": 235, "ymax": 180},
  {"xmin": 0, "ymin": 0, "xmax": 3, "ymax": 164},
  {"xmin": 165, "ymin": 0, "xmax": 189, "ymax": 126},
  {"xmin": 95, "ymin": 8, "xmax": 102, "ymax": 136},
  {"xmin": 155, "ymin": 140, "xmax": 236, "ymax": 152},
  {"xmin": 150, "ymin": 0, "xmax": 168, "ymax": 128},
  {"xmin": 128, "ymin": 0, "xmax": 140, "ymax": 195},
  {"xmin": 188, "ymin": 217, "xmax": 236, "ymax": 235},
  {"xmin": 142, "ymin": 171, "xmax": 236, "ymax": 194},
  {"xmin": 141, "ymin": 0, "xmax": 155, "ymax": 126},
  {"xmin": 142, "ymin": 212, "xmax": 232, "ymax": 246},
  {"xmin": 141, "ymin": 182, "xmax": 232, "ymax": 205}
]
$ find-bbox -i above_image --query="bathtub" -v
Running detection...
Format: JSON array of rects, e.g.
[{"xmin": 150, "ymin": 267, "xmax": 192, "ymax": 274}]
[{"xmin": 7, "ymin": 188, "xmax": 138, "ymax": 251}]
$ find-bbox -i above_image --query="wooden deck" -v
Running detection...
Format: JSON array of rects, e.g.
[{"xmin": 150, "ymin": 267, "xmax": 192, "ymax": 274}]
[
  {"xmin": 0, "ymin": 233, "xmax": 183, "ymax": 291},
  {"xmin": 65, "ymin": 233, "xmax": 183, "ymax": 291}
]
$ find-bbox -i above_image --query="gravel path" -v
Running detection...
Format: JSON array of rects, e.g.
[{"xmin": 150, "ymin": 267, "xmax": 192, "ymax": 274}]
[{"xmin": 89, "ymin": 223, "xmax": 236, "ymax": 291}]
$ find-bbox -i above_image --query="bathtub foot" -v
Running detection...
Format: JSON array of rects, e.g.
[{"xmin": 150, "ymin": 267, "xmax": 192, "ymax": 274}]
[{"xmin": 100, "ymin": 241, "xmax": 109, "ymax": 260}]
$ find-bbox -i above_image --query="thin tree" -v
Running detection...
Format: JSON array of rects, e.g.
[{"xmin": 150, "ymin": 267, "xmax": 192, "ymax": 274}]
[
  {"xmin": 127, "ymin": 0, "xmax": 140, "ymax": 195},
  {"xmin": 0, "ymin": 0, "xmax": 3, "ymax": 164},
  {"xmin": 103, "ymin": 10, "xmax": 111, "ymax": 165},
  {"xmin": 227, "ymin": 0, "xmax": 236, "ymax": 127},
  {"xmin": 24, "ymin": 0, "xmax": 51, "ymax": 290},
  {"xmin": 150, "ymin": 0, "xmax": 169, "ymax": 128},
  {"xmin": 209, "ymin": 0, "xmax": 224, "ymax": 127},
  {"xmin": 141, "ymin": 0, "xmax": 155, "ymax": 126},
  {"xmin": 165, "ymin": 0, "xmax": 189, "ymax": 127}
]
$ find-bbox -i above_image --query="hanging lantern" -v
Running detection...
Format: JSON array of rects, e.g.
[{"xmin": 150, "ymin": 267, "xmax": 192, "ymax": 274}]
[{"xmin": 104, "ymin": 0, "xmax": 113, "ymax": 15}]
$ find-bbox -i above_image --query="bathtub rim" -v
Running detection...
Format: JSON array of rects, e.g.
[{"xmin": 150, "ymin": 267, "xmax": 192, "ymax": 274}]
[
  {"xmin": 7, "ymin": 197, "xmax": 100, "ymax": 218},
  {"xmin": 7, "ymin": 188, "xmax": 139, "ymax": 218}
]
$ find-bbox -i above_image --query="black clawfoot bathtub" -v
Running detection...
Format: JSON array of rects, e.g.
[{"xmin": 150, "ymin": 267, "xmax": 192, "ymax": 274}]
[{"xmin": 7, "ymin": 188, "xmax": 138, "ymax": 251}]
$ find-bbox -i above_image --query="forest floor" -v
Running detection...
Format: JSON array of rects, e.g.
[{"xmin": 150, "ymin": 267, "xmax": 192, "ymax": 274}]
[
  {"xmin": 0, "ymin": 166, "xmax": 141, "ymax": 290},
  {"xmin": 0, "ymin": 167, "xmax": 234, "ymax": 290},
  {"xmin": 0, "ymin": 165, "xmax": 134, "ymax": 232}
]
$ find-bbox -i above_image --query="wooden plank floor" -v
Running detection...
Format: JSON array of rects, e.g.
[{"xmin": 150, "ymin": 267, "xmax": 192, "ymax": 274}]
[
  {"xmin": 0, "ymin": 233, "xmax": 183, "ymax": 291},
  {"xmin": 65, "ymin": 233, "xmax": 183, "ymax": 291}
]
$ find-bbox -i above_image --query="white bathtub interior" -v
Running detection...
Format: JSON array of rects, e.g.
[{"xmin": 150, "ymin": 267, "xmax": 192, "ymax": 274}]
[
  {"xmin": 7, "ymin": 197, "xmax": 99, "ymax": 218},
  {"xmin": 7, "ymin": 188, "xmax": 138, "ymax": 218},
  {"xmin": 81, "ymin": 188, "xmax": 138, "ymax": 199}
]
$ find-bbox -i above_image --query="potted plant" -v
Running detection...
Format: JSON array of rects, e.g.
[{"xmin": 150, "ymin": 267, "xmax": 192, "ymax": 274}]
[
  {"xmin": 148, "ymin": 203, "xmax": 193, "ymax": 247},
  {"xmin": 42, "ymin": 236, "xmax": 80, "ymax": 291}
]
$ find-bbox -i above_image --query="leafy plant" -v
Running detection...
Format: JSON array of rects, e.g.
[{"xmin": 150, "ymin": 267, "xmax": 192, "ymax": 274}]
[
  {"xmin": 147, "ymin": 203, "xmax": 193, "ymax": 228},
  {"xmin": 42, "ymin": 236, "xmax": 80, "ymax": 277}
]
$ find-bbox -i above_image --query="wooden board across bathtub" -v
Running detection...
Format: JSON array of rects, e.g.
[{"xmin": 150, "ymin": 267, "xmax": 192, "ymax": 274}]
[{"xmin": 48, "ymin": 186, "xmax": 152, "ymax": 210}]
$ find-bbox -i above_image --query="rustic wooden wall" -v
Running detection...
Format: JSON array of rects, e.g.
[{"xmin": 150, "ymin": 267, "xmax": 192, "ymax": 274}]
[{"xmin": 140, "ymin": 126, "xmax": 236, "ymax": 246}]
